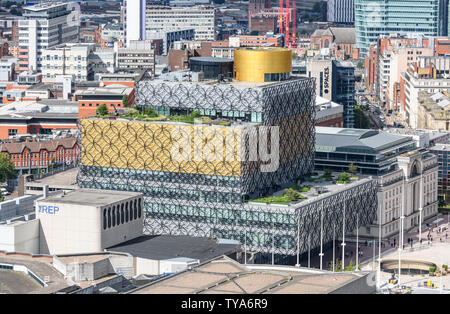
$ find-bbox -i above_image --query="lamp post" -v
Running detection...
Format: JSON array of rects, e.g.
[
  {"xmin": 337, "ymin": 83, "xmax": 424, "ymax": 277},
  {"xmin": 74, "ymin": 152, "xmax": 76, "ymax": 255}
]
[
  {"xmin": 377, "ymin": 198, "xmax": 382, "ymax": 289},
  {"xmin": 419, "ymin": 159, "xmax": 424, "ymax": 244},
  {"xmin": 296, "ymin": 213, "xmax": 300, "ymax": 267},
  {"xmin": 244, "ymin": 228, "xmax": 247, "ymax": 264},
  {"xmin": 333, "ymin": 224, "xmax": 336, "ymax": 272},
  {"xmin": 308, "ymin": 234, "xmax": 311, "ymax": 268},
  {"xmin": 342, "ymin": 195, "xmax": 346, "ymax": 271},
  {"xmin": 398, "ymin": 176, "xmax": 406, "ymax": 286},
  {"xmin": 319, "ymin": 200, "xmax": 324, "ymax": 270},
  {"xmin": 356, "ymin": 213, "xmax": 359, "ymax": 269},
  {"xmin": 272, "ymin": 224, "xmax": 275, "ymax": 265}
]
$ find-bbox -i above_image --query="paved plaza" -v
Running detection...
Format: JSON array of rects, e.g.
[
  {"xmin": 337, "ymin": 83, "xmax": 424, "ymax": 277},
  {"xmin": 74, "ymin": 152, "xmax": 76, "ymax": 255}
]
[{"xmin": 361, "ymin": 213, "xmax": 450, "ymax": 292}]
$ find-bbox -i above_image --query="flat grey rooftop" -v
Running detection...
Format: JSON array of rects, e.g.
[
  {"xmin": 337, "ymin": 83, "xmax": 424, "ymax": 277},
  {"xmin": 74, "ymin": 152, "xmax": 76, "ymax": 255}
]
[
  {"xmin": 147, "ymin": 75, "xmax": 311, "ymax": 89},
  {"xmin": 107, "ymin": 235, "xmax": 241, "ymax": 262},
  {"xmin": 0, "ymin": 255, "xmax": 70, "ymax": 294},
  {"xmin": 26, "ymin": 167, "xmax": 78, "ymax": 187},
  {"xmin": 316, "ymin": 126, "xmax": 412, "ymax": 152},
  {"xmin": 0, "ymin": 270, "xmax": 40, "ymax": 294},
  {"xmin": 39, "ymin": 189, "xmax": 142, "ymax": 206},
  {"xmin": 429, "ymin": 143, "xmax": 450, "ymax": 151},
  {"xmin": 190, "ymin": 56, "xmax": 233, "ymax": 63}
]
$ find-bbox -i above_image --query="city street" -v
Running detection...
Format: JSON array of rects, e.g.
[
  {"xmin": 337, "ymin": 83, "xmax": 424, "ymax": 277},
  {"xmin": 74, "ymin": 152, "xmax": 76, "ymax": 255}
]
[{"xmin": 297, "ymin": 213, "xmax": 450, "ymax": 273}]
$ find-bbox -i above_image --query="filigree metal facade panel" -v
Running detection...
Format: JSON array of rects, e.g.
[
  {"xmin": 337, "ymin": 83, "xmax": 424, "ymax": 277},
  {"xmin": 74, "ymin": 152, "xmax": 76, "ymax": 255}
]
[{"xmin": 77, "ymin": 77, "xmax": 379, "ymax": 258}]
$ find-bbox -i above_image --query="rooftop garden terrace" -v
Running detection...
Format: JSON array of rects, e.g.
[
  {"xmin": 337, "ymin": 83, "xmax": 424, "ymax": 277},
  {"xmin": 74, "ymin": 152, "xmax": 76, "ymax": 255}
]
[
  {"xmin": 248, "ymin": 168, "xmax": 362, "ymax": 206},
  {"xmin": 250, "ymin": 185, "xmax": 310, "ymax": 205},
  {"xmin": 95, "ymin": 105, "xmax": 235, "ymax": 126}
]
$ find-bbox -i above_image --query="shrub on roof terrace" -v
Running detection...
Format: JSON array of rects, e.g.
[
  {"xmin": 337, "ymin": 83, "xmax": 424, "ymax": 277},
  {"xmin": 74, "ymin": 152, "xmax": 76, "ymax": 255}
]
[
  {"xmin": 191, "ymin": 110, "xmax": 201, "ymax": 118},
  {"xmin": 97, "ymin": 104, "xmax": 108, "ymax": 117},
  {"xmin": 143, "ymin": 107, "xmax": 158, "ymax": 118},
  {"xmin": 285, "ymin": 188, "xmax": 298, "ymax": 202},
  {"xmin": 337, "ymin": 172, "xmax": 350, "ymax": 183}
]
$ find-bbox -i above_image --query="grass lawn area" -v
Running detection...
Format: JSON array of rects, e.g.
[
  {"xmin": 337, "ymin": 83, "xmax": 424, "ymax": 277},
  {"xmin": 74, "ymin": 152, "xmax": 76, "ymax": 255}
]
[
  {"xmin": 251, "ymin": 195, "xmax": 291, "ymax": 205},
  {"xmin": 250, "ymin": 185, "xmax": 309, "ymax": 204}
]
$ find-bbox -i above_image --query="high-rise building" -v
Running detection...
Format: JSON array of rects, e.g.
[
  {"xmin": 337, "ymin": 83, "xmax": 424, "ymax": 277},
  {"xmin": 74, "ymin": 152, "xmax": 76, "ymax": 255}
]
[
  {"xmin": 145, "ymin": 6, "xmax": 215, "ymax": 41},
  {"xmin": 438, "ymin": 0, "xmax": 450, "ymax": 36},
  {"xmin": 355, "ymin": 0, "xmax": 439, "ymax": 56},
  {"xmin": 123, "ymin": 0, "xmax": 146, "ymax": 47},
  {"xmin": 306, "ymin": 59, "xmax": 355, "ymax": 128},
  {"xmin": 327, "ymin": 0, "xmax": 354, "ymax": 24},
  {"xmin": 18, "ymin": 2, "xmax": 80, "ymax": 72}
]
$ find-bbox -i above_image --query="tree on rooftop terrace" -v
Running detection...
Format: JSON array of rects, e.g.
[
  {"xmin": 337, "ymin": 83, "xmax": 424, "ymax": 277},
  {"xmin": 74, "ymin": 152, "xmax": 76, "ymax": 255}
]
[
  {"xmin": 191, "ymin": 110, "xmax": 201, "ymax": 118},
  {"xmin": 338, "ymin": 172, "xmax": 350, "ymax": 183},
  {"xmin": 143, "ymin": 107, "xmax": 158, "ymax": 117},
  {"xmin": 285, "ymin": 188, "xmax": 299, "ymax": 202},
  {"xmin": 349, "ymin": 163, "xmax": 358, "ymax": 175},
  {"xmin": 0, "ymin": 154, "xmax": 16, "ymax": 183},
  {"xmin": 122, "ymin": 94, "xmax": 128, "ymax": 108},
  {"xmin": 97, "ymin": 104, "xmax": 108, "ymax": 116},
  {"xmin": 323, "ymin": 169, "xmax": 333, "ymax": 180}
]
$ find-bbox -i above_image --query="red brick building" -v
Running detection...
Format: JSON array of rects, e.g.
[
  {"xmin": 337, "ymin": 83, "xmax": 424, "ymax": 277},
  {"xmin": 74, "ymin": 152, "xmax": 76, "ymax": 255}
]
[
  {"xmin": 249, "ymin": 16, "xmax": 276, "ymax": 34},
  {"xmin": 0, "ymin": 105, "xmax": 78, "ymax": 140},
  {"xmin": 75, "ymin": 85, "xmax": 135, "ymax": 119},
  {"xmin": 310, "ymin": 27, "xmax": 359, "ymax": 60},
  {"xmin": 433, "ymin": 37, "xmax": 450, "ymax": 56},
  {"xmin": 238, "ymin": 34, "xmax": 283, "ymax": 47},
  {"xmin": 0, "ymin": 41, "xmax": 9, "ymax": 59},
  {"xmin": 0, "ymin": 137, "xmax": 78, "ymax": 174},
  {"xmin": 168, "ymin": 42, "xmax": 212, "ymax": 72}
]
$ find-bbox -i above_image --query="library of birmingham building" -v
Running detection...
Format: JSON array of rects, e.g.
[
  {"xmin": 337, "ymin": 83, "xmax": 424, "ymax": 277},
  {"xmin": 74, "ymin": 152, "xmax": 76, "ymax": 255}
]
[{"xmin": 78, "ymin": 48, "xmax": 378, "ymax": 264}]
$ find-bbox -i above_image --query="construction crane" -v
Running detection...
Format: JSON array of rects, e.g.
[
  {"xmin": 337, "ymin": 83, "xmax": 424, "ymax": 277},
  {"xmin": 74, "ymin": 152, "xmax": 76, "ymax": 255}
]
[{"xmin": 285, "ymin": 0, "xmax": 289, "ymax": 47}]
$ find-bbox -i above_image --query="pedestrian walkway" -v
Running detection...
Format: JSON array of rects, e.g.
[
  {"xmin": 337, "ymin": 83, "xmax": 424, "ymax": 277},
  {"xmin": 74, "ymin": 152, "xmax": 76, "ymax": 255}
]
[{"xmin": 297, "ymin": 213, "xmax": 450, "ymax": 271}]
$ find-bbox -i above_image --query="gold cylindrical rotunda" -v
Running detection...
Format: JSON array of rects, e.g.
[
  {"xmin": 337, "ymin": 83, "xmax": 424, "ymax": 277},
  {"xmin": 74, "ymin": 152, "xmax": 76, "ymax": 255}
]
[{"xmin": 233, "ymin": 47, "xmax": 292, "ymax": 83}]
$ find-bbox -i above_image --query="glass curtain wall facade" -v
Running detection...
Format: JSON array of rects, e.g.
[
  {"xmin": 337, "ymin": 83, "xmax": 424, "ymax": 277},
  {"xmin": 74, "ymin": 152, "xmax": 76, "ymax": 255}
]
[{"xmin": 355, "ymin": 0, "xmax": 439, "ymax": 56}]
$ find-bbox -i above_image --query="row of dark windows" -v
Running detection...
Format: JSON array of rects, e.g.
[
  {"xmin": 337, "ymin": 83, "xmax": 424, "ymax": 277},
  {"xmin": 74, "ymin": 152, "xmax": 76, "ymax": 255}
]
[{"xmin": 102, "ymin": 198, "xmax": 142, "ymax": 230}]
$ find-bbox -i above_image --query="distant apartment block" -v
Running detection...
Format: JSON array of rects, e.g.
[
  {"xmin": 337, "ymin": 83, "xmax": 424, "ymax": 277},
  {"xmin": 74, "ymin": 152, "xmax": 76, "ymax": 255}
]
[
  {"xmin": 41, "ymin": 44, "xmax": 115, "ymax": 82},
  {"xmin": 364, "ymin": 35, "xmax": 450, "ymax": 101},
  {"xmin": 117, "ymin": 40, "xmax": 155, "ymax": 76},
  {"xmin": 146, "ymin": 29, "xmax": 195, "ymax": 55},
  {"xmin": 100, "ymin": 23, "xmax": 124, "ymax": 48},
  {"xmin": 400, "ymin": 56, "xmax": 450, "ymax": 128},
  {"xmin": 18, "ymin": 2, "xmax": 80, "ymax": 72},
  {"xmin": 145, "ymin": 5, "xmax": 215, "ymax": 41}
]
